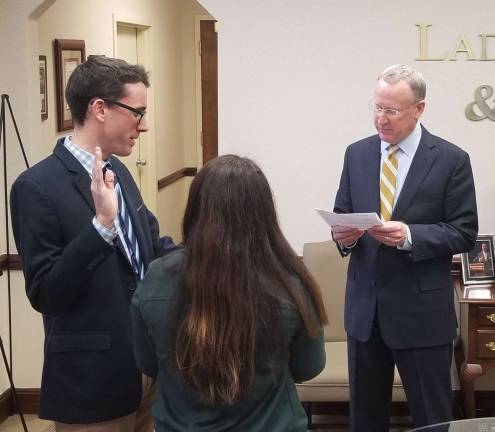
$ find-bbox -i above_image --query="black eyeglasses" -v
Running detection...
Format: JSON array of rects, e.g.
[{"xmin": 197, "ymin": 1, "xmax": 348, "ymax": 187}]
[{"xmin": 102, "ymin": 98, "xmax": 146, "ymax": 124}]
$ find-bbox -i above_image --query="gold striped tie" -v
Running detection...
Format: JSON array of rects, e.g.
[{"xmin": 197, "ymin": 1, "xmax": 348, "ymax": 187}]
[{"xmin": 380, "ymin": 146, "xmax": 399, "ymax": 222}]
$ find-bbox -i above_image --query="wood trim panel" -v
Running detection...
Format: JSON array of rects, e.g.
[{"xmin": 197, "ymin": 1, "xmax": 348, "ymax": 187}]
[
  {"xmin": 0, "ymin": 388, "xmax": 40, "ymax": 422},
  {"xmin": 0, "ymin": 389, "xmax": 493, "ymax": 424},
  {"xmin": 0, "ymin": 255, "xmax": 6, "ymax": 276},
  {"xmin": 14, "ymin": 389, "xmax": 40, "ymax": 415},
  {"xmin": 157, "ymin": 167, "xmax": 197, "ymax": 190},
  {"xmin": 200, "ymin": 20, "xmax": 218, "ymax": 164},
  {"xmin": 0, "ymin": 254, "xmax": 21, "ymax": 275},
  {"xmin": 0, "ymin": 389, "xmax": 11, "ymax": 424}
]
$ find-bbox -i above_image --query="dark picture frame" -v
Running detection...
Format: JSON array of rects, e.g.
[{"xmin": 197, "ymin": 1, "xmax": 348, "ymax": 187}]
[
  {"xmin": 39, "ymin": 55, "xmax": 48, "ymax": 121},
  {"xmin": 461, "ymin": 234, "xmax": 495, "ymax": 285},
  {"xmin": 53, "ymin": 39, "xmax": 86, "ymax": 131}
]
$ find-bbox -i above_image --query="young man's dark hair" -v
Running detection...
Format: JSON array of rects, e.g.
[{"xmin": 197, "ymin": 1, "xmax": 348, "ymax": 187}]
[{"xmin": 65, "ymin": 55, "xmax": 150, "ymax": 125}]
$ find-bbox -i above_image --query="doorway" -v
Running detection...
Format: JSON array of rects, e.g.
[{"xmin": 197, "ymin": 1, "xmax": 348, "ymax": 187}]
[{"xmin": 114, "ymin": 18, "xmax": 157, "ymax": 212}]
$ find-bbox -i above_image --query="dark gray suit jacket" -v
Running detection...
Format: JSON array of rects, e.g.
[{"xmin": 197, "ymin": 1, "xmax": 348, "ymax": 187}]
[
  {"xmin": 10, "ymin": 138, "xmax": 176, "ymax": 423},
  {"xmin": 333, "ymin": 126, "xmax": 478, "ymax": 349}
]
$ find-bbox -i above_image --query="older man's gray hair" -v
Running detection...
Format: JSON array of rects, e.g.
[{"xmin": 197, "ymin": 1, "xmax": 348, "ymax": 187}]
[{"xmin": 378, "ymin": 64, "xmax": 426, "ymax": 102}]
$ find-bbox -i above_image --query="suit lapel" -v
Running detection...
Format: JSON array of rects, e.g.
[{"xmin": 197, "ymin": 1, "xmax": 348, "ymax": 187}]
[
  {"xmin": 392, "ymin": 127, "xmax": 437, "ymax": 220},
  {"xmin": 54, "ymin": 140, "xmax": 95, "ymax": 212},
  {"xmin": 365, "ymin": 137, "xmax": 382, "ymax": 214}
]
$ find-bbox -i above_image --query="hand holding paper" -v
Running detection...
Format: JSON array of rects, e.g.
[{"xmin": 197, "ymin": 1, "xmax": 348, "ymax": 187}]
[
  {"xmin": 332, "ymin": 225, "xmax": 364, "ymax": 247},
  {"xmin": 367, "ymin": 221, "xmax": 408, "ymax": 248}
]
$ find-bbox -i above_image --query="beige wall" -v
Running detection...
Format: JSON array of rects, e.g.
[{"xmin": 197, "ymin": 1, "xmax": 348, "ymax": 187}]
[
  {"xmin": 0, "ymin": 277, "xmax": 7, "ymax": 391},
  {"xmin": 36, "ymin": 0, "xmax": 207, "ymax": 241},
  {"xmin": 0, "ymin": 0, "xmax": 207, "ymax": 393},
  {"xmin": 155, "ymin": 0, "xmax": 210, "ymax": 242},
  {"xmin": 0, "ymin": 0, "xmax": 46, "ymax": 395}
]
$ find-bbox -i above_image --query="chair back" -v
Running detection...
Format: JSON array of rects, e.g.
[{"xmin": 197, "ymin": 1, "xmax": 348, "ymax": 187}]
[{"xmin": 302, "ymin": 240, "xmax": 348, "ymax": 342}]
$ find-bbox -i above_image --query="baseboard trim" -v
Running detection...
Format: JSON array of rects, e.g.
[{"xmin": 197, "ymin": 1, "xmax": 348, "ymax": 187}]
[
  {"xmin": 301, "ymin": 390, "xmax": 495, "ymax": 426},
  {"xmin": 303, "ymin": 400, "xmax": 410, "ymax": 417},
  {"xmin": 0, "ymin": 389, "xmax": 11, "ymax": 424},
  {"xmin": 1, "ymin": 388, "xmax": 493, "ymax": 424},
  {"xmin": 0, "ymin": 388, "xmax": 40, "ymax": 422},
  {"xmin": 14, "ymin": 388, "xmax": 40, "ymax": 415}
]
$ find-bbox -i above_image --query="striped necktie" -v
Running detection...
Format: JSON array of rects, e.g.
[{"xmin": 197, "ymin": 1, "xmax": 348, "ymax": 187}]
[
  {"xmin": 104, "ymin": 162, "xmax": 144, "ymax": 279},
  {"xmin": 380, "ymin": 146, "xmax": 399, "ymax": 222}
]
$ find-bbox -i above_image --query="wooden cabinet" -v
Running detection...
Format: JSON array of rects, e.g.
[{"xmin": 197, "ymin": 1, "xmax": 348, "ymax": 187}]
[{"xmin": 453, "ymin": 263, "xmax": 495, "ymax": 418}]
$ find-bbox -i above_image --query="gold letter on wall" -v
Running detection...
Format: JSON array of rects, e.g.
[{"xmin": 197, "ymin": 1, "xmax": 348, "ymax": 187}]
[
  {"xmin": 480, "ymin": 34, "xmax": 495, "ymax": 61},
  {"xmin": 448, "ymin": 35, "xmax": 476, "ymax": 60},
  {"xmin": 416, "ymin": 24, "xmax": 447, "ymax": 61}
]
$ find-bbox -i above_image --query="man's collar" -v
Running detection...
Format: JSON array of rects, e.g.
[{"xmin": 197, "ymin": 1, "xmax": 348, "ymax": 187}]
[
  {"xmin": 63, "ymin": 136, "xmax": 111, "ymax": 175},
  {"xmin": 380, "ymin": 121, "xmax": 422, "ymax": 156}
]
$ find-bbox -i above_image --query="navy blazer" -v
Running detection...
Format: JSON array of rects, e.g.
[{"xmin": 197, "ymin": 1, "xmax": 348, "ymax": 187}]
[
  {"xmin": 333, "ymin": 126, "xmax": 478, "ymax": 349},
  {"xmin": 10, "ymin": 138, "xmax": 175, "ymax": 423}
]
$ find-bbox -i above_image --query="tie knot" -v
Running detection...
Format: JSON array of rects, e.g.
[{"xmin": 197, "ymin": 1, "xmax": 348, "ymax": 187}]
[
  {"xmin": 102, "ymin": 161, "xmax": 112, "ymax": 173},
  {"xmin": 387, "ymin": 146, "xmax": 400, "ymax": 157},
  {"xmin": 102, "ymin": 161, "xmax": 116, "ymax": 183}
]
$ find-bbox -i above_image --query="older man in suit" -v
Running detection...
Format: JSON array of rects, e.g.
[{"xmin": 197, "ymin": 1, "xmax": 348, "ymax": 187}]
[
  {"xmin": 10, "ymin": 56, "xmax": 175, "ymax": 431},
  {"xmin": 332, "ymin": 64, "xmax": 478, "ymax": 431}
]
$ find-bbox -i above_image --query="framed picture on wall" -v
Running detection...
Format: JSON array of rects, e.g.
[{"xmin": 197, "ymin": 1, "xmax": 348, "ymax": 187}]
[
  {"xmin": 54, "ymin": 39, "xmax": 86, "ymax": 131},
  {"xmin": 39, "ymin": 55, "xmax": 48, "ymax": 121},
  {"xmin": 461, "ymin": 234, "xmax": 495, "ymax": 285}
]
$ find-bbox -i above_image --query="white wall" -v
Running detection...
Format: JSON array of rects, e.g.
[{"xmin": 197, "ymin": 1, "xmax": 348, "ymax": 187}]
[
  {"xmin": 199, "ymin": 0, "xmax": 495, "ymax": 254},
  {"xmin": 199, "ymin": 0, "xmax": 495, "ymax": 390}
]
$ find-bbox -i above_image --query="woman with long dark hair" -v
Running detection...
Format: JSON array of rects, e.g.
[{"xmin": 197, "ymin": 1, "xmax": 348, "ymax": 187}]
[{"xmin": 131, "ymin": 155, "xmax": 328, "ymax": 431}]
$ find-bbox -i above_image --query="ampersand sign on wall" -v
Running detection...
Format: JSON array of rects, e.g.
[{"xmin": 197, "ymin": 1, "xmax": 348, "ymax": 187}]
[{"xmin": 465, "ymin": 85, "xmax": 495, "ymax": 121}]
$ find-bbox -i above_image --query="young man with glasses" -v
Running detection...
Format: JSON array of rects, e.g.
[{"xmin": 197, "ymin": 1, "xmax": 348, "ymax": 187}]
[
  {"xmin": 332, "ymin": 64, "xmax": 478, "ymax": 431},
  {"xmin": 10, "ymin": 55, "xmax": 176, "ymax": 431}
]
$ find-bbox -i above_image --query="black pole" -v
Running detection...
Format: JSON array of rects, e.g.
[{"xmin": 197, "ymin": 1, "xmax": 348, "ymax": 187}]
[
  {"xmin": 0, "ymin": 337, "xmax": 28, "ymax": 431},
  {"xmin": 1, "ymin": 95, "xmax": 12, "ymax": 373},
  {"xmin": 4, "ymin": 96, "xmax": 29, "ymax": 168},
  {"xmin": 0, "ymin": 94, "xmax": 29, "ymax": 432}
]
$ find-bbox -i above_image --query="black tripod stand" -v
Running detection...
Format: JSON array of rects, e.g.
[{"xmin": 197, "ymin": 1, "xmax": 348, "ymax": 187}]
[{"xmin": 0, "ymin": 94, "xmax": 30, "ymax": 432}]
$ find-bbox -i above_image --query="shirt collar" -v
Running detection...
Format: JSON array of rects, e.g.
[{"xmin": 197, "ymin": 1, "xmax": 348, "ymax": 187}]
[
  {"xmin": 380, "ymin": 121, "xmax": 422, "ymax": 157},
  {"xmin": 63, "ymin": 136, "xmax": 110, "ymax": 175}
]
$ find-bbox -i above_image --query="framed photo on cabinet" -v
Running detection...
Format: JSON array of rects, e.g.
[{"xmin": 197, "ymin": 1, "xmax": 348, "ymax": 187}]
[{"xmin": 461, "ymin": 234, "xmax": 495, "ymax": 285}]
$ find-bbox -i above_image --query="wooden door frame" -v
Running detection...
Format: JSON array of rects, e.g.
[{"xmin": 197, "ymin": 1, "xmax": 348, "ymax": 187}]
[
  {"xmin": 112, "ymin": 14, "xmax": 157, "ymax": 214},
  {"xmin": 194, "ymin": 15, "xmax": 217, "ymax": 168}
]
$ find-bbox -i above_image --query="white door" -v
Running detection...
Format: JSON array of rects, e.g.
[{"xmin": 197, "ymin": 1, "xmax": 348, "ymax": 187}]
[{"xmin": 116, "ymin": 25, "xmax": 142, "ymax": 188}]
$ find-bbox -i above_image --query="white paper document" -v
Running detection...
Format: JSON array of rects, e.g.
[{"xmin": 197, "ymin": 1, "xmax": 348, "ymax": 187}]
[{"xmin": 315, "ymin": 209, "xmax": 382, "ymax": 229}]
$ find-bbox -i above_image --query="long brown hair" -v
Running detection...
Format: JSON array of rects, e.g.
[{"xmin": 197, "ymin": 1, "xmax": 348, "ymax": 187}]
[{"xmin": 173, "ymin": 155, "xmax": 327, "ymax": 405}]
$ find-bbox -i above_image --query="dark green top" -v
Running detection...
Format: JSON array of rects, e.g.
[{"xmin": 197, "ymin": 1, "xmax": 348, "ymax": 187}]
[{"xmin": 131, "ymin": 249, "xmax": 325, "ymax": 432}]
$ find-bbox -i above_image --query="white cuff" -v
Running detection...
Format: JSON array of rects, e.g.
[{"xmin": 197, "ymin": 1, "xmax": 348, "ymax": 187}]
[
  {"xmin": 93, "ymin": 216, "xmax": 118, "ymax": 244},
  {"xmin": 397, "ymin": 224, "xmax": 412, "ymax": 251}
]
